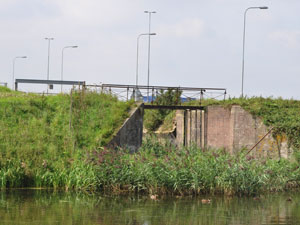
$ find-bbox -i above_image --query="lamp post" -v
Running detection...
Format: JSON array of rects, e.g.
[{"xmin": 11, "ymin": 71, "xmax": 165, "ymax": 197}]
[
  {"xmin": 12, "ymin": 56, "xmax": 27, "ymax": 90},
  {"xmin": 241, "ymin": 6, "xmax": 268, "ymax": 98},
  {"xmin": 45, "ymin": 37, "xmax": 54, "ymax": 92},
  {"xmin": 136, "ymin": 33, "xmax": 156, "ymax": 87},
  {"xmin": 144, "ymin": 10, "xmax": 156, "ymax": 102},
  {"xmin": 135, "ymin": 33, "xmax": 156, "ymax": 101},
  {"xmin": 61, "ymin": 46, "xmax": 78, "ymax": 92}
]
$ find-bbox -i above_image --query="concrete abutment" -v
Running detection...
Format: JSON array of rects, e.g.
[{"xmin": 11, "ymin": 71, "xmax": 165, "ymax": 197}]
[{"xmin": 107, "ymin": 104, "xmax": 292, "ymax": 158}]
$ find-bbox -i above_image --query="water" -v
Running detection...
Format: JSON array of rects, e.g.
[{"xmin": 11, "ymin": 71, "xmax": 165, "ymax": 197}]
[{"xmin": 0, "ymin": 190, "xmax": 299, "ymax": 225}]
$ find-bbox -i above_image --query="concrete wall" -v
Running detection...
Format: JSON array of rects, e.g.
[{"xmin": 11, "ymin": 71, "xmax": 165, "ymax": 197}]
[
  {"xmin": 176, "ymin": 105, "xmax": 293, "ymax": 158},
  {"xmin": 206, "ymin": 106, "xmax": 233, "ymax": 151},
  {"xmin": 107, "ymin": 104, "xmax": 144, "ymax": 152},
  {"xmin": 107, "ymin": 104, "xmax": 292, "ymax": 158}
]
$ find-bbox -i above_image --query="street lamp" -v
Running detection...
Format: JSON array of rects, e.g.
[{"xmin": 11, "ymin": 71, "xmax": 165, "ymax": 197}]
[
  {"xmin": 12, "ymin": 56, "xmax": 27, "ymax": 90},
  {"xmin": 136, "ymin": 33, "xmax": 156, "ymax": 87},
  {"xmin": 144, "ymin": 10, "xmax": 156, "ymax": 102},
  {"xmin": 61, "ymin": 46, "xmax": 78, "ymax": 92},
  {"xmin": 135, "ymin": 33, "xmax": 156, "ymax": 101},
  {"xmin": 45, "ymin": 37, "xmax": 54, "ymax": 93},
  {"xmin": 241, "ymin": 6, "xmax": 268, "ymax": 98}
]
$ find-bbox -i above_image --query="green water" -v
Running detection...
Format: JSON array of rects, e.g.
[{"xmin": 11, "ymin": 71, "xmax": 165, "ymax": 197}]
[{"xmin": 0, "ymin": 190, "xmax": 299, "ymax": 225}]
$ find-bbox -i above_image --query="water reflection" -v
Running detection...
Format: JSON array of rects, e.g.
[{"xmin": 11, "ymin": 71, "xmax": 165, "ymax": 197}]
[{"xmin": 0, "ymin": 190, "xmax": 299, "ymax": 225}]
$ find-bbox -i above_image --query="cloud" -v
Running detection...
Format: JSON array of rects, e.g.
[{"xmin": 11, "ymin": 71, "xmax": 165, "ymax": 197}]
[
  {"xmin": 53, "ymin": 0, "xmax": 141, "ymax": 27},
  {"xmin": 158, "ymin": 18, "xmax": 206, "ymax": 38},
  {"xmin": 269, "ymin": 30, "xmax": 300, "ymax": 48}
]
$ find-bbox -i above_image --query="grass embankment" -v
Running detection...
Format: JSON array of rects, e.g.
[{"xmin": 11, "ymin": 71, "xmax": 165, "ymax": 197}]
[
  {"xmin": 0, "ymin": 89, "xmax": 133, "ymax": 190},
  {"xmin": 2, "ymin": 88, "xmax": 300, "ymax": 196}
]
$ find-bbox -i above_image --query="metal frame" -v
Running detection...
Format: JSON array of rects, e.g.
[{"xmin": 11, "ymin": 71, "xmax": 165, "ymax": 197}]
[
  {"xmin": 15, "ymin": 79, "xmax": 85, "ymax": 91},
  {"xmin": 0, "ymin": 82, "xmax": 8, "ymax": 87},
  {"xmin": 86, "ymin": 83, "xmax": 227, "ymax": 103}
]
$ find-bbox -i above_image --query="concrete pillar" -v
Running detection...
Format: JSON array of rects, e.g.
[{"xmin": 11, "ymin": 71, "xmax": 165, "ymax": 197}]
[
  {"xmin": 175, "ymin": 110, "xmax": 185, "ymax": 146},
  {"xmin": 196, "ymin": 110, "xmax": 201, "ymax": 148},
  {"xmin": 191, "ymin": 110, "xmax": 196, "ymax": 145}
]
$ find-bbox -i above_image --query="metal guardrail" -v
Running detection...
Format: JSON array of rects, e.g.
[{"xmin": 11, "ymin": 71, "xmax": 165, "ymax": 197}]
[
  {"xmin": 86, "ymin": 83, "xmax": 227, "ymax": 103},
  {"xmin": 0, "ymin": 82, "xmax": 8, "ymax": 87},
  {"xmin": 15, "ymin": 79, "xmax": 85, "ymax": 91}
]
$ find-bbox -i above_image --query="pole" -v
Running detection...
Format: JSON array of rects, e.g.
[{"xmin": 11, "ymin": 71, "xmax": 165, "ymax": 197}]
[
  {"xmin": 61, "ymin": 46, "xmax": 78, "ymax": 93},
  {"xmin": 136, "ymin": 33, "xmax": 156, "ymax": 101},
  {"xmin": 12, "ymin": 58, "xmax": 16, "ymax": 90},
  {"xmin": 45, "ymin": 38, "xmax": 54, "ymax": 93},
  {"xmin": 241, "ymin": 9, "xmax": 247, "ymax": 98},
  {"xmin": 147, "ymin": 13, "xmax": 151, "ymax": 102},
  {"xmin": 61, "ymin": 48, "xmax": 65, "ymax": 93},
  {"xmin": 144, "ymin": 11, "xmax": 156, "ymax": 102},
  {"xmin": 241, "ymin": 6, "xmax": 268, "ymax": 98},
  {"xmin": 136, "ymin": 35, "xmax": 143, "ymax": 87},
  {"xmin": 12, "ymin": 56, "xmax": 27, "ymax": 90}
]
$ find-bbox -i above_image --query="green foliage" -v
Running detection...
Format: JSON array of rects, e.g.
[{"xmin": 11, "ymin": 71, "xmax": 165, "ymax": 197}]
[
  {"xmin": 144, "ymin": 89, "xmax": 182, "ymax": 132},
  {"xmin": 0, "ymin": 90, "xmax": 133, "ymax": 190},
  {"xmin": 0, "ymin": 86, "xmax": 12, "ymax": 93},
  {"xmin": 90, "ymin": 138, "xmax": 300, "ymax": 196}
]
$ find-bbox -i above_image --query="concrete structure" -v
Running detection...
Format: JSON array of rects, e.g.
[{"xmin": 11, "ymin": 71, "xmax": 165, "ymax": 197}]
[
  {"xmin": 107, "ymin": 104, "xmax": 292, "ymax": 158},
  {"xmin": 107, "ymin": 104, "xmax": 144, "ymax": 153},
  {"xmin": 176, "ymin": 105, "xmax": 292, "ymax": 158}
]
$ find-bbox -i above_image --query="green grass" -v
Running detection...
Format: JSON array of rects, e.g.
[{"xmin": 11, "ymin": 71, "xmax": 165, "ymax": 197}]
[
  {"xmin": 0, "ymin": 89, "xmax": 133, "ymax": 190},
  {"xmin": 91, "ymin": 137, "xmax": 300, "ymax": 196},
  {"xmin": 2, "ymin": 89, "xmax": 300, "ymax": 195},
  {"xmin": 0, "ymin": 86, "xmax": 12, "ymax": 93}
]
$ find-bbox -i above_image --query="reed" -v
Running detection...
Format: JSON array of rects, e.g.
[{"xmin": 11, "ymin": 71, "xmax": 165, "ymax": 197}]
[{"xmin": 91, "ymin": 137, "xmax": 300, "ymax": 196}]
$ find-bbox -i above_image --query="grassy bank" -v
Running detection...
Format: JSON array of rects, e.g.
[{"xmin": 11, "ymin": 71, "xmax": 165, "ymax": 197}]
[
  {"xmin": 1, "ymin": 89, "xmax": 300, "ymax": 195},
  {"xmin": 0, "ymin": 88, "xmax": 133, "ymax": 190}
]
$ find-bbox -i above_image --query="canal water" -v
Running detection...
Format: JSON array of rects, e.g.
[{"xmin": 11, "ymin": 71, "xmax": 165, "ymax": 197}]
[{"xmin": 0, "ymin": 190, "xmax": 299, "ymax": 225}]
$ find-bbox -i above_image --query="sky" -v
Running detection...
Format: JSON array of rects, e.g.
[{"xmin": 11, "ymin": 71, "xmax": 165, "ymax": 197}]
[{"xmin": 0, "ymin": 0, "xmax": 299, "ymax": 98}]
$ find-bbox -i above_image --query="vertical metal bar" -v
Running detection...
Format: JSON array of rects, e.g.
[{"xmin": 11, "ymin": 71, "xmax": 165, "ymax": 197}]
[
  {"xmin": 127, "ymin": 87, "xmax": 129, "ymax": 101},
  {"xmin": 151, "ymin": 87, "xmax": 154, "ymax": 104},
  {"xmin": 146, "ymin": 13, "xmax": 152, "ymax": 102},
  {"xmin": 184, "ymin": 110, "xmax": 187, "ymax": 146},
  {"xmin": 190, "ymin": 109, "xmax": 192, "ymax": 147}
]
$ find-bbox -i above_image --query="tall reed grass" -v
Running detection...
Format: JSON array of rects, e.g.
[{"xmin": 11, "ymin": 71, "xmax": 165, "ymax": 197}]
[{"xmin": 91, "ymin": 136, "xmax": 300, "ymax": 196}]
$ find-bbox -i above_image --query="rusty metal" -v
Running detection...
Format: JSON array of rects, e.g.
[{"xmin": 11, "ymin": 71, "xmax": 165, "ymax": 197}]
[
  {"xmin": 246, "ymin": 127, "xmax": 274, "ymax": 155},
  {"xmin": 143, "ymin": 104, "xmax": 204, "ymax": 110}
]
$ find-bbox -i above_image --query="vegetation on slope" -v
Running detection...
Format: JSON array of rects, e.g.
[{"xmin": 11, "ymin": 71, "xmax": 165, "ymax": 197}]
[
  {"xmin": 1, "ymin": 87, "xmax": 300, "ymax": 195},
  {"xmin": 0, "ymin": 89, "xmax": 133, "ymax": 190},
  {"xmin": 0, "ymin": 86, "xmax": 12, "ymax": 93},
  {"xmin": 144, "ymin": 89, "xmax": 181, "ymax": 132}
]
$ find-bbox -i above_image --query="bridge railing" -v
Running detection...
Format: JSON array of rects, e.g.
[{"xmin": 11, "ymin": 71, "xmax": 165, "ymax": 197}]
[{"xmin": 86, "ymin": 83, "xmax": 227, "ymax": 103}]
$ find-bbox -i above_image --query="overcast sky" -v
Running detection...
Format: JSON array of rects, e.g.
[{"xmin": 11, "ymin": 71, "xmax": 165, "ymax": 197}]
[{"xmin": 0, "ymin": 0, "xmax": 299, "ymax": 98}]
